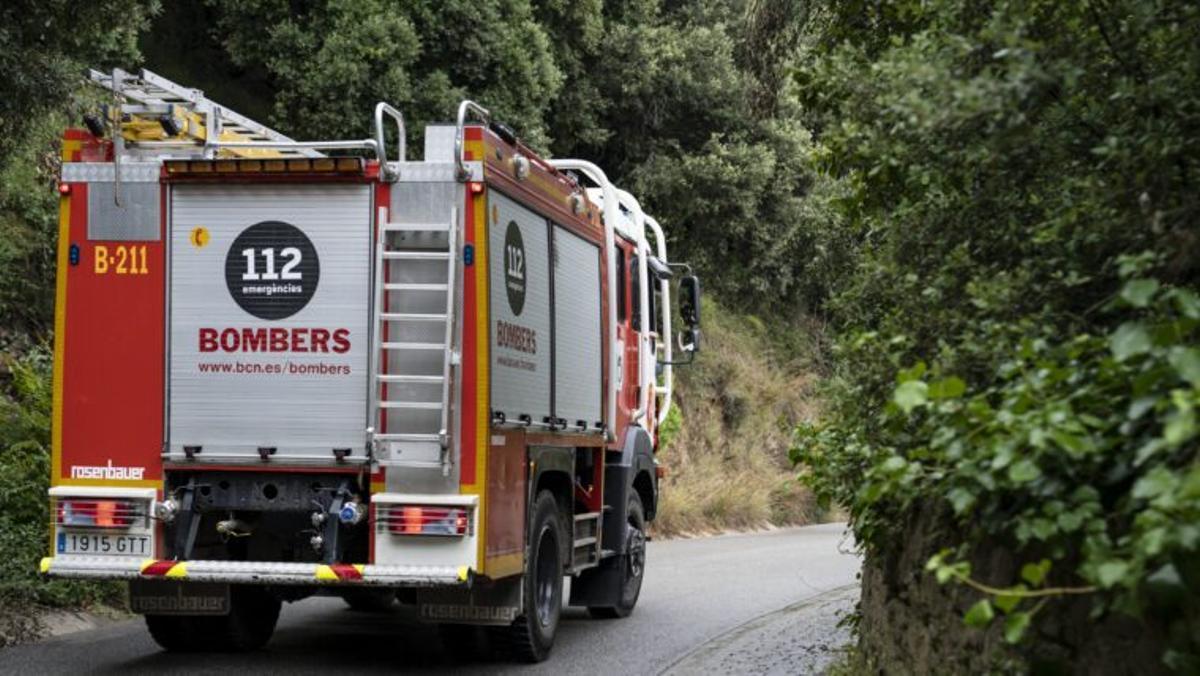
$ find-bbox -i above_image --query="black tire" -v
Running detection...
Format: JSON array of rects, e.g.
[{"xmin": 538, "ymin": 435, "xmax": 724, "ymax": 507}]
[
  {"xmin": 498, "ymin": 490, "xmax": 564, "ymax": 663},
  {"xmin": 145, "ymin": 585, "xmax": 281, "ymax": 652},
  {"xmin": 588, "ymin": 491, "xmax": 646, "ymax": 619},
  {"xmin": 341, "ymin": 588, "xmax": 397, "ymax": 612}
]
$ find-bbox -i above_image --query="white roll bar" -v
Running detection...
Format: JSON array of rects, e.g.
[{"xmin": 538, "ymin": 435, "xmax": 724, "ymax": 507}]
[
  {"xmin": 374, "ymin": 103, "xmax": 406, "ymax": 169},
  {"xmin": 454, "ymin": 100, "xmax": 491, "ymax": 181},
  {"xmin": 644, "ymin": 216, "xmax": 673, "ymax": 426},
  {"xmin": 548, "ymin": 160, "xmax": 619, "ymax": 442}
]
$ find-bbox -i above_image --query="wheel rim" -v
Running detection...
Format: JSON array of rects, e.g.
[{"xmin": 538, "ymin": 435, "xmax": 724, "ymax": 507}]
[
  {"xmin": 625, "ymin": 521, "xmax": 646, "ymax": 583},
  {"xmin": 534, "ymin": 525, "xmax": 558, "ymax": 628}
]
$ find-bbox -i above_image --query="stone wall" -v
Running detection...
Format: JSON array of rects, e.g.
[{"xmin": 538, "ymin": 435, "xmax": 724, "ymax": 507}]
[{"xmin": 857, "ymin": 508, "xmax": 1166, "ymax": 675}]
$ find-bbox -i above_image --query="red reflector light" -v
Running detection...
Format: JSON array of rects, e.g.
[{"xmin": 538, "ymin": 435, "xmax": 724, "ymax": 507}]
[
  {"xmin": 469, "ymin": 182, "xmax": 485, "ymax": 195},
  {"xmin": 56, "ymin": 499, "xmax": 142, "ymax": 529},
  {"xmin": 58, "ymin": 183, "xmax": 71, "ymax": 195},
  {"xmin": 383, "ymin": 505, "xmax": 470, "ymax": 537}
]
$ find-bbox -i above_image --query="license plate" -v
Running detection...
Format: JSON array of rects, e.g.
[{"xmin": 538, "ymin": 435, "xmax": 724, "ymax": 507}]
[{"xmin": 57, "ymin": 531, "xmax": 151, "ymax": 556}]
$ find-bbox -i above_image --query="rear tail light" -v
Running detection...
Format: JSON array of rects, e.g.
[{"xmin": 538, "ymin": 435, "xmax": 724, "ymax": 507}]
[
  {"xmin": 380, "ymin": 505, "xmax": 471, "ymax": 537},
  {"xmin": 55, "ymin": 499, "xmax": 146, "ymax": 529}
]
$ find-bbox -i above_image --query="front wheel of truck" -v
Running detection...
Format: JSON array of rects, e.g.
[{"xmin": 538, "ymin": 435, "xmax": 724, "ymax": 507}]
[
  {"xmin": 587, "ymin": 491, "xmax": 646, "ymax": 619},
  {"xmin": 146, "ymin": 585, "xmax": 281, "ymax": 652}
]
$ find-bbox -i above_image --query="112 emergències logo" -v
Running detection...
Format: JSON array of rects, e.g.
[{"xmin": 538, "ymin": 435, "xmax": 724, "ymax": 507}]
[
  {"xmin": 197, "ymin": 220, "xmax": 350, "ymax": 357},
  {"xmin": 224, "ymin": 220, "xmax": 320, "ymax": 320}
]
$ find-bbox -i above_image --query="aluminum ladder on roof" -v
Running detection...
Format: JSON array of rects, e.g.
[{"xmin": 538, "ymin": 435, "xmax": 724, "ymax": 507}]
[
  {"xmin": 88, "ymin": 67, "xmax": 322, "ymax": 159},
  {"xmin": 369, "ymin": 207, "xmax": 459, "ymax": 474}
]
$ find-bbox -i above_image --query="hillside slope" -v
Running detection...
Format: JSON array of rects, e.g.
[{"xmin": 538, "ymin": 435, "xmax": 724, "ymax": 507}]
[{"xmin": 653, "ymin": 300, "xmax": 827, "ymax": 537}]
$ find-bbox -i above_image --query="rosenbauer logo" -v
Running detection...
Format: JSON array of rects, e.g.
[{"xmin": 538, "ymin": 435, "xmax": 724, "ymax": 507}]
[
  {"xmin": 225, "ymin": 220, "xmax": 319, "ymax": 320},
  {"xmin": 70, "ymin": 459, "xmax": 146, "ymax": 480}
]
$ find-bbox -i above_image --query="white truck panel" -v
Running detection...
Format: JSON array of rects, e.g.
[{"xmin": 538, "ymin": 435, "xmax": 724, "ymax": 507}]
[
  {"xmin": 552, "ymin": 226, "xmax": 603, "ymax": 427},
  {"xmin": 168, "ymin": 184, "xmax": 372, "ymax": 463},
  {"xmin": 489, "ymin": 191, "xmax": 552, "ymax": 424}
]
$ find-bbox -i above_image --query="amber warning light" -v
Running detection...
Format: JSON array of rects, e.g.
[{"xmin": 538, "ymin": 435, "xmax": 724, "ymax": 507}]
[{"xmin": 164, "ymin": 157, "xmax": 364, "ymax": 176}]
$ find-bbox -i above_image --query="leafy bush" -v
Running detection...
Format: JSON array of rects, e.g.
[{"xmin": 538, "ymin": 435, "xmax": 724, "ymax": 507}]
[
  {"xmin": 796, "ymin": 273, "xmax": 1199, "ymax": 663},
  {"xmin": 791, "ymin": 0, "xmax": 1200, "ymax": 669},
  {"xmin": 0, "ymin": 350, "xmax": 119, "ymax": 615}
]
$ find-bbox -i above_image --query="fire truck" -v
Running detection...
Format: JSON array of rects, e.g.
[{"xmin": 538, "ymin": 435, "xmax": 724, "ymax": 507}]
[{"xmin": 39, "ymin": 69, "xmax": 700, "ymax": 661}]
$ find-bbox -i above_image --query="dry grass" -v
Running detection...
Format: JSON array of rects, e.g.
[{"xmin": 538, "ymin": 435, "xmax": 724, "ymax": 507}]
[{"xmin": 651, "ymin": 301, "xmax": 829, "ymax": 538}]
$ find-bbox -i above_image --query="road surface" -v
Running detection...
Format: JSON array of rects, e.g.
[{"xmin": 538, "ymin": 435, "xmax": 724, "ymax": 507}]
[{"xmin": 0, "ymin": 523, "xmax": 859, "ymax": 675}]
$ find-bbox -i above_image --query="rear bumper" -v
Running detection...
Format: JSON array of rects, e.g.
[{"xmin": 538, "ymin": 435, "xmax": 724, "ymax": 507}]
[{"xmin": 40, "ymin": 556, "xmax": 471, "ymax": 587}]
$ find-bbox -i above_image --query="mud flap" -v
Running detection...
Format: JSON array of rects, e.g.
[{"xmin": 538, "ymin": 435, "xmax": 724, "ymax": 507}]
[
  {"xmin": 417, "ymin": 575, "xmax": 522, "ymax": 626},
  {"xmin": 568, "ymin": 559, "xmax": 624, "ymax": 607},
  {"xmin": 129, "ymin": 579, "xmax": 230, "ymax": 615}
]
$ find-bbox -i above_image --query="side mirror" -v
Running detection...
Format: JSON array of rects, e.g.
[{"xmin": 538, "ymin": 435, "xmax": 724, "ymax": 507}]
[{"xmin": 679, "ymin": 275, "xmax": 701, "ymax": 328}]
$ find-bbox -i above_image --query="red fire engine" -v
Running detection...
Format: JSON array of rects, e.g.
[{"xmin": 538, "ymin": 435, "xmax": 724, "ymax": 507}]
[{"xmin": 41, "ymin": 69, "xmax": 701, "ymax": 661}]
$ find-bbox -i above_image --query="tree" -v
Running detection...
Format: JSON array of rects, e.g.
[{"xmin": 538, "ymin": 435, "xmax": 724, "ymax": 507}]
[{"xmin": 0, "ymin": 0, "xmax": 158, "ymax": 339}]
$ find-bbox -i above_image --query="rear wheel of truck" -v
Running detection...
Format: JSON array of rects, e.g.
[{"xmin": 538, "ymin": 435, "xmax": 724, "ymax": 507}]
[
  {"xmin": 588, "ymin": 491, "xmax": 646, "ymax": 619},
  {"xmin": 497, "ymin": 490, "xmax": 564, "ymax": 663},
  {"xmin": 145, "ymin": 585, "xmax": 281, "ymax": 652}
]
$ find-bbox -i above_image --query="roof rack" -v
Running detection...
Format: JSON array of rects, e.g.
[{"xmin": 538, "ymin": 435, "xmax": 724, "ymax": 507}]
[{"xmin": 88, "ymin": 68, "xmax": 383, "ymax": 161}]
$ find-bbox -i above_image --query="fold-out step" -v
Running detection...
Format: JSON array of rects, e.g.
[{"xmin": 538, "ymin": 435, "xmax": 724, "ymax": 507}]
[
  {"xmin": 382, "ymin": 341, "xmax": 444, "ymax": 351},
  {"xmin": 382, "ymin": 222, "xmax": 450, "ymax": 232},
  {"xmin": 380, "ymin": 312, "xmax": 447, "ymax": 322},
  {"xmin": 382, "ymin": 251, "xmax": 450, "ymax": 261},
  {"xmin": 379, "ymin": 401, "xmax": 442, "ymax": 410}
]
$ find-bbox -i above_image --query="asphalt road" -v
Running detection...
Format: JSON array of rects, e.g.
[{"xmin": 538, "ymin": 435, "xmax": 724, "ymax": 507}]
[{"xmin": 0, "ymin": 523, "xmax": 859, "ymax": 675}]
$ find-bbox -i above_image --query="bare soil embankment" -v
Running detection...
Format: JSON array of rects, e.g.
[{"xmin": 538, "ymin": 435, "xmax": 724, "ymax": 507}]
[{"xmin": 651, "ymin": 301, "xmax": 831, "ymax": 537}]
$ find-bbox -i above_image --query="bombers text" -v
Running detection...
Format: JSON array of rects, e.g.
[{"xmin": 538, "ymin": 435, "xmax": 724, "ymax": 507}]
[{"xmin": 199, "ymin": 327, "xmax": 351, "ymax": 354}]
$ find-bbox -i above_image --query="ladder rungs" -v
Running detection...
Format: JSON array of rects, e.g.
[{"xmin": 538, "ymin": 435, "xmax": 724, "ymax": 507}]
[
  {"xmin": 380, "ymin": 401, "xmax": 443, "ymax": 410},
  {"xmin": 573, "ymin": 537, "xmax": 598, "ymax": 547},
  {"xmin": 382, "ymin": 342, "xmax": 445, "ymax": 351},
  {"xmin": 383, "ymin": 222, "xmax": 451, "ymax": 233},
  {"xmin": 382, "ymin": 251, "xmax": 450, "ymax": 261},
  {"xmin": 377, "ymin": 374, "xmax": 444, "ymax": 383},
  {"xmin": 383, "ymin": 283, "xmax": 448, "ymax": 292},
  {"xmin": 380, "ymin": 312, "xmax": 447, "ymax": 322}
]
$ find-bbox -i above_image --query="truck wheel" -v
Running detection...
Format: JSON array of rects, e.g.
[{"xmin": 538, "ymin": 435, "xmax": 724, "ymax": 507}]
[
  {"xmin": 146, "ymin": 586, "xmax": 281, "ymax": 652},
  {"xmin": 341, "ymin": 588, "xmax": 396, "ymax": 612},
  {"xmin": 498, "ymin": 490, "xmax": 564, "ymax": 662},
  {"xmin": 588, "ymin": 491, "xmax": 646, "ymax": 619}
]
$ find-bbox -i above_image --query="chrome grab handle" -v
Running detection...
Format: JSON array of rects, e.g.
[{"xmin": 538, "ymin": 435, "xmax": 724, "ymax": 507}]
[
  {"xmin": 374, "ymin": 103, "xmax": 406, "ymax": 180},
  {"xmin": 454, "ymin": 100, "xmax": 490, "ymax": 181}
]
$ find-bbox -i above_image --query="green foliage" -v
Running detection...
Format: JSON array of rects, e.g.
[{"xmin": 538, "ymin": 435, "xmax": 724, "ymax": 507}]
[
  {"xmin": 0, "ymin": 0, "xmax": 158, "ymax": 340},
  {"xmin": 0, "ymin": 0, "xmax": 158, "ymax": 164},
  {"xmin": 0, "ymin": 350, "xmax": 119, "ymax": 613},
  {"xmin": 0, "ymin": 0, "xmax": 154, "ymax": 620},
  {"xmin": 657, "ymin": 398, "xmax": 684, "ymax": 452},
  {"xmin": 792, "ymin": 0, "xmax": 1200, "ymax": 668},
  {"xmin": 208, "ymin": 0, "xmax": 563, "ymax": 150},
  {"xmin": 162, "ymin": 0, "xmax": 827, "ymax": 308}
]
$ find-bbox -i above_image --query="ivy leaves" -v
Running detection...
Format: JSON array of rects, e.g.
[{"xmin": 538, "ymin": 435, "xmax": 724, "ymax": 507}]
[{"xmin": 799, "ymin": 273, "xmax": 1200, "ymax": 661}]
